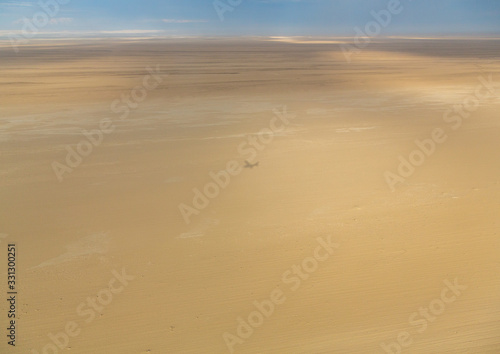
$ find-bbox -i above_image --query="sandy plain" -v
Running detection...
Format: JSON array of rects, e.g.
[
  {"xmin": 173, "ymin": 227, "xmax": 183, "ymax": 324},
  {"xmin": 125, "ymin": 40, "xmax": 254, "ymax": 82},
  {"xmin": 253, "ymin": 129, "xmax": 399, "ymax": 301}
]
[{"xmin": 0, "ymin": 38, "xmax": 499, "ymax": 353}]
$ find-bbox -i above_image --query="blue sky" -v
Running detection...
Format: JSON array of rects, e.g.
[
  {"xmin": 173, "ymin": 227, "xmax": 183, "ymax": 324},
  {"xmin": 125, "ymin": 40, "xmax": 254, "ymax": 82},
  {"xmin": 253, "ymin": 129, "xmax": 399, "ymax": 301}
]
[{"xmin": 0, "ymin": 0, "xmax": 499, "ymax": 37}]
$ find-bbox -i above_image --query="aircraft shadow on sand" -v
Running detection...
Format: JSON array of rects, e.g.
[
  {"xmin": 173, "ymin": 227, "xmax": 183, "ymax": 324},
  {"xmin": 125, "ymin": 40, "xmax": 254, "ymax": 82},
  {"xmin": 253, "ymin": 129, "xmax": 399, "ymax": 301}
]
[{"xmin": 244, "ymin": 160, "xmax": 259, "ymax": 169}]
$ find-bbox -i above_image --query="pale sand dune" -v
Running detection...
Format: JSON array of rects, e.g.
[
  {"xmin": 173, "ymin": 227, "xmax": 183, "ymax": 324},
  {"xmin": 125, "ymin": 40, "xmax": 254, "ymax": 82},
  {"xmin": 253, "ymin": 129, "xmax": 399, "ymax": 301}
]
[{"xmin": 0, "ymin": 38, "xmax": 499, "ymax": 353}]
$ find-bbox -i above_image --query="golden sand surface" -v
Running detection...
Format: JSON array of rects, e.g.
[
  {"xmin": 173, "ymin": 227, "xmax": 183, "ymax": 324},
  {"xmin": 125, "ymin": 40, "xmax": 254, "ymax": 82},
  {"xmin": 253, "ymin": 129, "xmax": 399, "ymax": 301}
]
[{"xmin": 0, "ymin": 38, "xmax": 499, "ymax": 353}]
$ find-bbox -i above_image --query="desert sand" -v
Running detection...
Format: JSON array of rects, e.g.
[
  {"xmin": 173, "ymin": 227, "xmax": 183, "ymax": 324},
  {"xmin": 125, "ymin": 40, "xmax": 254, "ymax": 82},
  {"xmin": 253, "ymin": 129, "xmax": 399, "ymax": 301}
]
[{"xmin": 0, "ymin": 38, "xmax": 499, "ymax": 353}]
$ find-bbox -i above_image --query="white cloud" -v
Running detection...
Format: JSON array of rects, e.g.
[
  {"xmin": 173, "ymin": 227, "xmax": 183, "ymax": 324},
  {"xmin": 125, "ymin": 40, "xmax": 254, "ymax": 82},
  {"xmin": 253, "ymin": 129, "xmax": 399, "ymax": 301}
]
[
  {"xmin": 0, "ymin": 29, "xmax": 171, "ymax": 38},
  {"xmin": 98, "ymin": 29, "xmax": 164, "ymax": 34},
  {"xmin": 12, "ymin": 17, "xmax": 73, "ymax": 25},
  {"xmin": 0, "ymin": 1, "xmax": 35, "ymax": 8},
  {"xmin": 49, "ymin": 17, "xmax": 73, "ymax": 25},
  {"xmin": 161, "ymin": 19, "xmax": 208, "ymax": 24}
]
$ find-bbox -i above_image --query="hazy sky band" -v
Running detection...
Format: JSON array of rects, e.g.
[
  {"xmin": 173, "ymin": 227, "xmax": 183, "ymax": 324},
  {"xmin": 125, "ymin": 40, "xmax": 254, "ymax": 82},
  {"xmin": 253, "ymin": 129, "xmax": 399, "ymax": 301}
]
[{"xmin": 0, "ymin": 0, "xmax": 499, "ymax": 36}]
